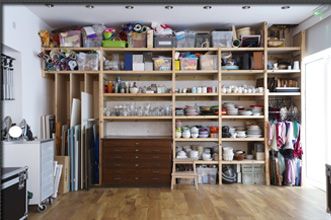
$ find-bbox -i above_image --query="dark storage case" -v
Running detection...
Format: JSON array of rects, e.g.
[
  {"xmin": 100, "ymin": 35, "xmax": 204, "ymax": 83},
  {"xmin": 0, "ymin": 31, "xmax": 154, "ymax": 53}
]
[
  {"xmin": 154, "ymin": 35, "xmax": 175, "ymax": 48},
  {"xmin": 1, "ymin": 167, "xmax": 28, "ymax": 220}
]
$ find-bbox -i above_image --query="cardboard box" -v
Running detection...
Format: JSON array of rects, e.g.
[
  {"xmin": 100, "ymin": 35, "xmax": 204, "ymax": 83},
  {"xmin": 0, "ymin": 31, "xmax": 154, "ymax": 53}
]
[
  {"xmin": 55, "ymin": 156, "xmax": 70, "ymax": 194},
  {"xmin": 252, "ymin": 52, "xmax": 264, "ymax": 70}
]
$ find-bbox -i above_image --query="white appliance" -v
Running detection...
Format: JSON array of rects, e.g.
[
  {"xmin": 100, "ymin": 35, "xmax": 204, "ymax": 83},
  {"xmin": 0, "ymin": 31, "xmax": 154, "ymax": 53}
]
[{"xmin": 2, "ymin": 139, "xmax": 54, "ymax": 211}]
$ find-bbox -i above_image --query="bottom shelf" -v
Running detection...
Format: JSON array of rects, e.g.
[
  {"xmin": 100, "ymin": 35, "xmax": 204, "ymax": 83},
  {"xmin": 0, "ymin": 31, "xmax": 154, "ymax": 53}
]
[{"xmin": 221, "ymin": 160, "xmax": 265, "ymax": 164}]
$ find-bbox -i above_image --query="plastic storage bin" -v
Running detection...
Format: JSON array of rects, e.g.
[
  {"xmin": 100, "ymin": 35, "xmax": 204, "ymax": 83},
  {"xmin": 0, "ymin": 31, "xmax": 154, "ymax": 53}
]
[
  {"xmin": 128, "ymin": 32, "xmax": 147, "ymax": 48},
  {"xmin": 212, "ymin": 31, "xmax": 233, "ymax": 48},
  {"xmin": 77, "ymin": 52, "xmax": 99, "ymax": 71},
  {"xmin": 59, "ymin": 30, "xmax": 81, "ymax": 47},
  {"xmin": 180, "ymin": 57, "xmax": 198, "ymax": 70},
  {"xmin": 200, "ymin": 55, "xmax": 218, "ymax": 70},
  {"xmin": 197, "ymin": 167, "xmax": 218, "ymax": 184},
  {"xmin": 241, "ymin": 164, "xmax": 264, "ymax": 185},
  {"xmin": 195, "ymin": 33, "xmax": 211, "ymax": 48},
  {"xmin": 176, "ymin": 31, "xmax": 196, "ymax": 48},
  {"xmin": 154, "ymin": 35, "xmax": 175, "ymax": 48},
  {"xmin": 153, "ymin": 57, "xmax": 172, "ymax": 71}
]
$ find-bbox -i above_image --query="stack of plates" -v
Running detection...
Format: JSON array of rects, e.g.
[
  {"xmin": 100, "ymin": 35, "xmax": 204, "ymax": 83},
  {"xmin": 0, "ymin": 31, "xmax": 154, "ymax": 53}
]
[
  {"xmin": 185, "ymin": 106, "xmax": 199, "ymax": 116},
  {"xmin": 247, "ymin": 125, "xmax": 262, "ymax": 138}
]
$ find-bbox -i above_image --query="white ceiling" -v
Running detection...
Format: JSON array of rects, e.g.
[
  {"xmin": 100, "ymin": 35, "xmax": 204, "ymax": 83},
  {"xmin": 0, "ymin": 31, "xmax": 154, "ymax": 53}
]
[{"xmin": 26, "ymin": 4, "xmax": 320, "ymax": 29}]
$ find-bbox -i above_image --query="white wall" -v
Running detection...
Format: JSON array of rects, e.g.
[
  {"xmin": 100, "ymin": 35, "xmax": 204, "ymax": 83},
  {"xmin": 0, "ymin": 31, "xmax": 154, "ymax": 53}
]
[
  {"xmin": 3, "ymin": 5, "xmax": 54, "ymax": 138},
  {"xmin": 306, "ymin": 16, "xmax": 331, "ymax": 55},
  {"xmin": 2, "ymin": 45, "xmax": 22, "ymax": 123}
]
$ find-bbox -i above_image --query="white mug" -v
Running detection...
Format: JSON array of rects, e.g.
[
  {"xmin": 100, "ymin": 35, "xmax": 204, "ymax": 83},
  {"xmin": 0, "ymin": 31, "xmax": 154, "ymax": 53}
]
[{"xmin": 293, "ymin": 61, "xmax": 300, "ymax": 70}]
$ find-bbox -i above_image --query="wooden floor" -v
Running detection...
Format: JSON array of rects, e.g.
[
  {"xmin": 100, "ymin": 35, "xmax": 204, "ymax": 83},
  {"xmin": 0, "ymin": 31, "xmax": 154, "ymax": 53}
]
[{"xmin": 29, "ymin": 185, "xmax": 329, "ymax": 220}]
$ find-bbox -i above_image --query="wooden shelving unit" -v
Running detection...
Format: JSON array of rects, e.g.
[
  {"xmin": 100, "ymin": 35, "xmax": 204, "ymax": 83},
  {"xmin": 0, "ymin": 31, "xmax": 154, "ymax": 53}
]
[{"xmin": 44, "ymin": 22, "xmax": 304, "ymax": 187}]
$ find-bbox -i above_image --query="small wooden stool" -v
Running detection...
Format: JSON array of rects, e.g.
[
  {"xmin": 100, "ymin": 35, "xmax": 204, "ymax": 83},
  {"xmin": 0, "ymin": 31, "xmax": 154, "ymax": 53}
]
[{"xmin": 171, "ymin": 159, "xmax": 198, "ymax": 190}]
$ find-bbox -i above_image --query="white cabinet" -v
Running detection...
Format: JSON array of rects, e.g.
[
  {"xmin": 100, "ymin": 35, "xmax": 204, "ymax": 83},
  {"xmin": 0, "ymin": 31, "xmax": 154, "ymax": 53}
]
[{"xmin": 2, "ymin": 139, "xmax": 54, "ymax": 206}]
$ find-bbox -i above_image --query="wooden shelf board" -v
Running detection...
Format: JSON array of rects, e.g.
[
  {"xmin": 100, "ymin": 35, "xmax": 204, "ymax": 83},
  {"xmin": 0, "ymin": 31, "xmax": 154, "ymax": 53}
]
[
  {"xmin": 44, "ymin": 71, "xmax": 99, "ymax": 74},
  {"xmin": 220, "ymin": 47, "xmax": 264, "ymax": 51},
  {"xmin": 103, "ymin": 70, "xmax": 172, "ymax": 75},
  {"xmin": 175, "ymin": 70, "xmax": 218, "ymax": 74},
  {"xmin": 222, "ymin": 93, "xmax": 264, "ymax": 96},
  {"xmin": 175, "ymin": 48, "xmax": 218, "ymax": 51},
  {"xmin": 43, "ymin": 47, "xmax": 100, "ymax": 51},
  {"xmin": 267, "ymin": 47, "xmax": 301, "ymax": 52},
  {"xmin": 267, "ymin": 70, "xmax": 301, "ymax": 74},
  {"xmin": 104, "ymin": 93, "xmax": 172, "ymax": 97},
  {"xmin": 104, "ymin": 116, "xmax": 172, "ymax": 120},
  {"xmin": 175, "ymin": 116, "xmax": 219, "ymax": 120},
  {"xmin": 176, "ymin": 93, "xmax": 218, "ymax": 97},
  {"xmin": 222, "ymin": 115, "xmax": 264, "ymax": 119},
  {"xmin": 103, "ymin": 47, "xmax": 173, "ymax": 52},
  {"xmin": 175, "ymin": 138, "xmax": 218, "ymax": 142},
  {"xmin": 222, "ymin": 70, "xmax": 264, "ymax": 74},
  {"xmin": 221, "ymin": 160, "xmax": 265, "ymax": 164},
  {"xmin": 172, "ymin": 171, "xmax": 197, "ymax": 177},
  {"xmin": 222, "ymin": 138, "xmax": 265, "ymax": 142},
  {"xmin": 268, "ymin": 92, "xmax": 301, "ymax": 96},
  {"xmin": 195, "ymin": 161, "xmax": 219, "ymax": 164}
]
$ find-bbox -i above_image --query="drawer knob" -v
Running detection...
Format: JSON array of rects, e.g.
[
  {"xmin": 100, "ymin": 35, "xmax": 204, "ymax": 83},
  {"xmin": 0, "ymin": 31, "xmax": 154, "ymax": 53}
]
[
  {"xmin": 135, "ymin": 164, "xmax": 139, "ymax": 167},
  {"xmin": 135, "ymin": 142, "xmax": 139, "ymax": 145},
  {"xmin": 135, "ymin": 149, "xmax": 139, "ymax": 152},
  {"xmin": 135, "ymin": 177, "xmax": 139, "ymax": 180},
  {"xmin": 135, "ymin": 156, "xmax": 139, "ymax": 159}
]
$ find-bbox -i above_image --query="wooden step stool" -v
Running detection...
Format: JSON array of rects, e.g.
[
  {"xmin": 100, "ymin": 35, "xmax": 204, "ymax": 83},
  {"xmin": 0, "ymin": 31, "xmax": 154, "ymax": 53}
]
[{"xmin": 171, "ymin": 159, "xmax": 198, "ymax": 190}]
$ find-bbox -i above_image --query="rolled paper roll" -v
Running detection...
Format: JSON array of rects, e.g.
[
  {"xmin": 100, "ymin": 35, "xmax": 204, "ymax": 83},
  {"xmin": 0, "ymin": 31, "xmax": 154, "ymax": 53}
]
[
  {"xmin": 232, "ymin": 39, "xmax": 241, "ymax": 48},
  {"xmin": 133, "ymin": 23, "xmax": 143, "ymax": 32},
  {"xmin": 141, "ymin": 25, "xmax": 149, "ymax": 32}
]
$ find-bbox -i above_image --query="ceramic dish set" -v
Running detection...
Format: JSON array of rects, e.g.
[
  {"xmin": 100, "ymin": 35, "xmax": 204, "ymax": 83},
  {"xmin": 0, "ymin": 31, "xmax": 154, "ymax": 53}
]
[
  {"xmin": 223, "ymin": 147, "xmax": 255, "ymax": 161},
  {"xmin": 176, "ymin": 105, "xmax": 219, "ymax": 116},
  {"xmin": 176, "ymin": 86, "xmax": 218, "ymax": 94},
  {"xmin": 221, "ymin": 85, "xmax": 264, "ymax": 94},
  {"xmin": 176, "ymin": 125, "xmax": 219, "ymax": 139},
  {"xmin": 176, "ymin": 145, "xmax": 218, "ymax": 161},
  {"xmin": 223, "ymin": 103, "xmax": 263, "ymax": 116},
  {"xmin": 222, "ymin": 124, "xmax": 263, "ymax": 139}
]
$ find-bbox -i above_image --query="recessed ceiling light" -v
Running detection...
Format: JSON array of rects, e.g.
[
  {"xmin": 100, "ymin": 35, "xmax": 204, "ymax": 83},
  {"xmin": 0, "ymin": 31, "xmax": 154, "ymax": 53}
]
[
  {"xmin": 125, "ymin": 5, "xmax": 134, "ymax": 9},
  {"xmin": 165, "ymin": 5, "xmax": 174, "ymax": 10},
  {"xmin": 203, "ymin": 6, "xmax": 212, "ymax": 10},
  {"xmin": 242, "ymin": 5, "xmax": 251, "ymax": 9},
  {"xmin": 45, "ymin": 4, "xmax": 54, "ymax": 8},
  {"xmin": 281, "ymin": 6, "xmax": 290, "ymax": 10},
  {"xmin": 85, "ymin": 4, "xmax": 94, "ymax": 9}
]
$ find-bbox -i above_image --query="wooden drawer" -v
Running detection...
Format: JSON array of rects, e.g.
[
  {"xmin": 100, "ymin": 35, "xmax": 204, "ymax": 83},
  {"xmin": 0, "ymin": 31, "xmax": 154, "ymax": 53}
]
[
  {"xmin": 103, "ymin": 152, "xmax": 171, "ymax": 160},
  {"xmin": 104, "ymin": 168, "xmax": 170, "ymax": 176},
  {"xmin": 103, "ymin": 159, "xmax": 171, "ymax": 169},
  {"xmin": 103, "ymin": 174, "xmax": 170, "ymax": 187}
]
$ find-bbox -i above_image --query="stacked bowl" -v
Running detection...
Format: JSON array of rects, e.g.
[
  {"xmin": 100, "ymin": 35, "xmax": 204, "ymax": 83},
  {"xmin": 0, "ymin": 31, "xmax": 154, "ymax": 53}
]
[
  {"xmin": 223, "ymin": 147, "xmax": 234, "ymax": 161},
  {"xmin": 247, "ymin": 125, "xmax": 262, "ymax": 138}
]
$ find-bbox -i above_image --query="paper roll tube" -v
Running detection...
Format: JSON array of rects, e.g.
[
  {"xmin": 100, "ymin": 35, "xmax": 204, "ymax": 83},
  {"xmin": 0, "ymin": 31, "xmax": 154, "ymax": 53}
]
[{"xmin": 232, "ymin": 39, "xmax": 241, "ymax": 48}]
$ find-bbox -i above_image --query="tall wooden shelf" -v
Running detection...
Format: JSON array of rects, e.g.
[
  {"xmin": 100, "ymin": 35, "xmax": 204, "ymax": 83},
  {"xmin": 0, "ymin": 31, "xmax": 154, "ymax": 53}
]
[{"xmin": 44, "ymin": 22, "xmax": 304, "ymax": 187}]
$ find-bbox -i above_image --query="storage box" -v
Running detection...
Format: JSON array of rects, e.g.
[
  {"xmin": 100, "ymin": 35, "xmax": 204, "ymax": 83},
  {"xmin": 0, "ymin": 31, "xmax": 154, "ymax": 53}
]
[
  {"xmin": 180, "ymin": 57, "xmax": 198, "ymax": 70},
  {"xmin": 153, "ymin": 57, "xmax": 172, "ymax": 71},
  {"xmin": 241, "ymin": 164, "xmax": 264, "ymax": 185},
  {"xmin": 197, "ymin": 167, "xmax": 218, "ymax": 184},
  {"xmin": 133, "ymin": 63, "xmax": 145, "ymax": 71},
  {"xmin": 59, "ymin": 30, "xmax": 81, "ymax": 47},
  {"xmin": 200, "ymin": 55, "xmax": 218, "ymax": 70},
  {"xmin": 212, "ymin": 31, "xmax": 233, "ymax": 48},
  {"xmin": 77, "ymin": 52, "xmax": 99, "ymax": 71},
  {"xmin": 55, "ymin": 156, "xmax": 70, "ymax": 194},
  {"xmin": 195, "ymin": 33, "xmax": 211, "ymax": 47},
  {"xmin": 154, "ymin": 34, "xmax": 175, "ymax": 48},
  {"xmin": 128, "ymin": 32, "xmax": 147, "ymax": 48},
  {"xmin": 176, "ymin": 31, "xmax": 196, "ymax": 48},
  {"xmin": 251, "ymin": 52, "xmax": 264, "ymax": 70},
  {"xmin": 1, "ymin": 167, "xmax": 28, "ymax": 220}
]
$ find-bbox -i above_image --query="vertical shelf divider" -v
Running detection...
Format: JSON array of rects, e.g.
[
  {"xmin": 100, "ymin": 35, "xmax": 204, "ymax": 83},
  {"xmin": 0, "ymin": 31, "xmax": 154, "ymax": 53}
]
[
  {"xmin": 218, "ymin": 48, "xmax": 223, "ymax": 185},
  {"xmin": 99, "ymin": 48, "xmax": 104, "ymax": 185},
  {"xmin": 172, "ymin": 49, "xmax": 176, "ymax": 163},
  {"xmin": 263, "ymin": 22, "xmax": 270, "ymax": 185}
]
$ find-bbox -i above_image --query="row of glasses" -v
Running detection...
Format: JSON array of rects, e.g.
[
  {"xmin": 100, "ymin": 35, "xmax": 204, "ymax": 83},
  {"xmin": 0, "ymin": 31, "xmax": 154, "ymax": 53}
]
[{"xmin": 104, "ymin": 104, "xmax": 172, "ymax": 116}]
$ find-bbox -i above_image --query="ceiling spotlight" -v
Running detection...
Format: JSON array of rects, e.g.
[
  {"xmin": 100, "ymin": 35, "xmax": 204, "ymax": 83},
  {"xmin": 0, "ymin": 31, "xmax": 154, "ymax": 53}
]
[
  {"xmin": 242, "ymin": 5, "xmax": 251, "ymax": 9},
  {"xmin": 203, "ymin": 6, "xmax": 212, "ymax": 10},
  {"xmin": 125, "ymin": 5, "xmax": 134, "ymax": 9},
  {"xmin": 85, "ymin": 4, "xmax": 94, "ymax": 9},
  {"xmin": 165, "ymin": 5, "xmax": 174, "ymax": 10},
  {"xmin": 45, "ymin": 4, "xmax": 54, "ymax": 8},
  {"xmin": 281, "ymin": 6, "xmax": 290, "ymax": 10}
]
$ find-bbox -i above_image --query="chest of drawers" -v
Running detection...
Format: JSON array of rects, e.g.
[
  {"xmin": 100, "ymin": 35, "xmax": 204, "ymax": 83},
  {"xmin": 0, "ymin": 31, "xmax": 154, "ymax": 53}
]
[{"xmin": 101, "ymin": 137, "xmax": 172, "ymax": 187}]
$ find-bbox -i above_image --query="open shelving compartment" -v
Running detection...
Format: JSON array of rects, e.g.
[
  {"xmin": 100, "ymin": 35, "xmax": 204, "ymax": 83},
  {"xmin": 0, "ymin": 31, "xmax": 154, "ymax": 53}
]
[{"xmin": 42, "ymin": 21, "xmax": 304, "ymax": 187}]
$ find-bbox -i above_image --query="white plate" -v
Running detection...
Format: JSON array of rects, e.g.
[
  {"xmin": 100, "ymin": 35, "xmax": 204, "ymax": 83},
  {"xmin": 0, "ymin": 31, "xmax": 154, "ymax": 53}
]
[{"xmin": 247, "ymin": 135, "xmax": 262, "ymax": 138}]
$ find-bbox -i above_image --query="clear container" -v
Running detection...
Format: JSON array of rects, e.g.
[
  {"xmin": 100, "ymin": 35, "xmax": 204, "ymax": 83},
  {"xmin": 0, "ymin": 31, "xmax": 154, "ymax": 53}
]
[
  {"xmin": 77, "ymin": 52, "xmax": 99, "ymax": 71},
  {"xmin": 59, "ymin": 30, "xmax": 81, "ymax": 47},
  {"xmin": 212, "ymin": 31, "xmax": 233, "ymax": 48},
  {"xmin": 180, "ymin": 57, "xmax": 198, "ymax": 70},
  {"xmin": 153, "ymin": 57, "xmax": 172, "ymax": 71},
  {"xmin": 200, "ymin": 55, "xmax": 218, "ymax": 70},
  {"xmin": 176, "ymin": 31, "xmax": 196, "ymax": 48}
]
